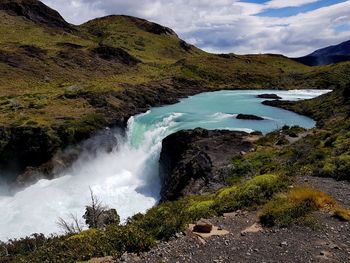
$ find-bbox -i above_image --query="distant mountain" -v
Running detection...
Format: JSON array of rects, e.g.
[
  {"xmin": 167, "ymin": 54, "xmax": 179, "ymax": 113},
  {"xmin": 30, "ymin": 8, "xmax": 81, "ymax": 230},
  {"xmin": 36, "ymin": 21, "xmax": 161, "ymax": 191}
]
[{"xmin": 293, "ymin": 40, "xmax": 350, "ymax": 66}]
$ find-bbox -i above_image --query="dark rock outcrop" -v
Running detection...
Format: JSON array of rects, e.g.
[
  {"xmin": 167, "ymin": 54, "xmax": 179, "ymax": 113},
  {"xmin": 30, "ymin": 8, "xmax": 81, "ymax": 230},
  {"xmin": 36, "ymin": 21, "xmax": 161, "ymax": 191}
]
[
  {"xmin": 257, "ymin": 94, "xmax": 282, "ymax": 99},
  {"xmin": 179, "ymin": 40, "xmax": 192, "ymax": 52},
  {"xmin": 15, "ymin": 128, "xmax": 119, "ymax": 186},
  {"xmin": 124, "ymin": 15, "xmax": 177, "ymax": 36},
  {"xmin": 262, "ymin": 99, "xmax": 294, "ymax": 109},
  {"xmin": 159, "ymin": 128, "xmax": 255, "ymax": 201},
  {"xmin": 92, "ymin": 45, "xmax": 141, "ymax": 66},
  {"xmin": 0, "ymin": 0, "xmax": 73, "ymax": 31},
  {"xmin": 236, "ymin": 114, "xmax": 265, "ymax": 120}
]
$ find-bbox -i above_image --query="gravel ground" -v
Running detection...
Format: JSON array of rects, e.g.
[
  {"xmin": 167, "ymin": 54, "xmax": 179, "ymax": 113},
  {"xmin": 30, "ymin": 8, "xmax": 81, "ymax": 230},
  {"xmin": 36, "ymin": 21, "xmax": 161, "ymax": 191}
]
[
  {"xmin": 112, "ymin": 176, "xmax": 350, "ymax": 263},
  {"xmin": 298, "ymin": 176, "xmax": 350, "ymax": 209},
  {"xmin": 115, "ymin": 210, "xmax": 349, "ymax": 263}
]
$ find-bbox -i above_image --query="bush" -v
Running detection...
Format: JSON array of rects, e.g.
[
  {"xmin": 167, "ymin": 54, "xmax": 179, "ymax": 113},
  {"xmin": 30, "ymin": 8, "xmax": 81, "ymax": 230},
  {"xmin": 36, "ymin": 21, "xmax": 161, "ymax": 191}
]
[
  {"xmin": 186, "ymin": 199, "xmax": 216, "ymax": 220},
  {"xmin": 13, "ymin": 225, "xmax": 155, "ymax": 262},
  {"xmin": 214, "ymin": 174, "xmax": 288, "ymax": 214},
  {"xmin": 260, "ymin": 195, "xmax": 316, "ymax": 227},
  {"xmin": 260, "ymin": 187, "xmax": 337, "ymax": 227},
  {"xmin": 333, "ymin": 208, "xmax": 350, "ymax": 221},
  {"xmin": 103, "ymin": 225, "xmax": 155, "ymax": 254},
  {"xmin": 134, "ymin": 200, "xmax": 190, "ymax": 240},
  {"xmin": 319, "ymin": 155, "xmax": 350, "ymax": 180}
]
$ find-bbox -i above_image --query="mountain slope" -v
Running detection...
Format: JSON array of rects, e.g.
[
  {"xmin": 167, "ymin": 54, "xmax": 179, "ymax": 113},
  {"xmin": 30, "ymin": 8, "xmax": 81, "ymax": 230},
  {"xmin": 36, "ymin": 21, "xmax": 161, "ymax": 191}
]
[
  {"xmin": 0, "ymin": 0, "xmax": 73, "ymax": 30},
  {"xmin": 0, "ymin": 0, "xmax": 350, "ymax": 181},
  {"xmin": 293, "ymin": 40, "xmax": 350, "ymax": 66}
]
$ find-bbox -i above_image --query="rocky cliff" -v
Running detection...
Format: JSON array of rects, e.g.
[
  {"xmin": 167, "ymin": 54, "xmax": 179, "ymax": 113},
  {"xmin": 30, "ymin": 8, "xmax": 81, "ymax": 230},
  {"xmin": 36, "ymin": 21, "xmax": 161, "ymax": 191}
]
[{"xmin": 159, "ymin": 128, "xmax": 256, "ymax": 201}]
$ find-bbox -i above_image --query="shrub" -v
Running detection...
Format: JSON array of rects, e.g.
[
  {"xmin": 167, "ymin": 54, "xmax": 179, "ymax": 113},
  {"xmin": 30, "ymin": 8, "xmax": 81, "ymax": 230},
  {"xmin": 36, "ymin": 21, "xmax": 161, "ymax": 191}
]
[
  {"xmin": 333, "ymin": 208, "xmax": 350, "ymax": 221},
  {"xmin": 214, "ymin": 174, "xmax": 288, "ymax": 214},
  {"xmin": 260, "ymin": 187, "xmax": 337, "ymax": 227},
  {"xmin": 259, "ymin": 195, "xmax": 316, "ymax": 227},
  {"xmin": 103, "ymin": 225, "xmax": 155, "ymax": 254},
  {"xmin": 288, "ymin": 187, "xmax": 336, "ymax": 209},
  {"xmin": 319, "ymin": 155, "xmax": 350, "ymax": 180},
  {"xmin": 186, "ymin": 199, "xmax": 216, "ymax": 220},
  {"xmin": 134, "ymin": 200, "xmax": 190, "ymax": 240}
]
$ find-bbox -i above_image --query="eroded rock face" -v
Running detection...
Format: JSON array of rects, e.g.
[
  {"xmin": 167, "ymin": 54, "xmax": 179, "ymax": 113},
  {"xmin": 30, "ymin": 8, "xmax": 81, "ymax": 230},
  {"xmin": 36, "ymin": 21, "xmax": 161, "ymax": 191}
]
[{"xmin": 159, "ymin": 128, "xmax": 255, "ymax": 201}]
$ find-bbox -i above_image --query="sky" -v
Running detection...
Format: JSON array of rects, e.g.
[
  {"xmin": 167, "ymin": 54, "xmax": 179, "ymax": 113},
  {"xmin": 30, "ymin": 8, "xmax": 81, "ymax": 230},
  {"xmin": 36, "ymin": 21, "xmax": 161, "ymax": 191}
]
[{"xmin": 41, "ymin": 0, "xmax": 350, "ymax": 57}]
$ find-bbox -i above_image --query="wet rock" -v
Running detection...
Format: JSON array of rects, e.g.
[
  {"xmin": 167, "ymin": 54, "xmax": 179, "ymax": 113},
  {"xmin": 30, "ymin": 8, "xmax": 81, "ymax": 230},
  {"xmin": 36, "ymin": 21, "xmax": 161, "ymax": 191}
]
[
  {"xmin": 236, "ymin": 114, "xmax": 265, "ymax": 120},
  {"xmin": 257, "ymin": 94, "xmax": 282, "ymax": 99}
]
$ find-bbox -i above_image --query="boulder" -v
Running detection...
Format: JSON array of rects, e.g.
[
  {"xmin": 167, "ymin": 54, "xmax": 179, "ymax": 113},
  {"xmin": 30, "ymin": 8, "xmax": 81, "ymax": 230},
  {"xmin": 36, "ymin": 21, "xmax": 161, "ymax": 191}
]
[
  {"xmin": 193, "ymin": 220, "xmax": 213, "ymax": 233},
  {"xmin": 236, "ymin": 114, "xmax": 265, "ymax": 120}
]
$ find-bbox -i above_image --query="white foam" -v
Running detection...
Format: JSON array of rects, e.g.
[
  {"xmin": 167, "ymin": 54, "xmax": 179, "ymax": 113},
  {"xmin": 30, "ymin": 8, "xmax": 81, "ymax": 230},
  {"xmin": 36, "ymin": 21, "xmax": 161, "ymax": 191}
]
[
  {"xmin": 276, "ymin": 89, "xmax": 332, "ymax": 101},
  {"xmin": 211, "ymin": 112, "xmax": 238, "ymax": 119}
]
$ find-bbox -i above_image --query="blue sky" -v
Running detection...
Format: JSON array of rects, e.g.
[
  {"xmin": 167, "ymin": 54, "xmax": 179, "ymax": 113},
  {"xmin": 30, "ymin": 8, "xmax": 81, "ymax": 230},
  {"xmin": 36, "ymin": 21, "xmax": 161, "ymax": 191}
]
[
  {"xmin": 257, "ymin": 0, "xmax": 346, "ymax": 17},
  {"xmin": 42, "ymin": 0, "xmax": 350, "ymax": 56}
]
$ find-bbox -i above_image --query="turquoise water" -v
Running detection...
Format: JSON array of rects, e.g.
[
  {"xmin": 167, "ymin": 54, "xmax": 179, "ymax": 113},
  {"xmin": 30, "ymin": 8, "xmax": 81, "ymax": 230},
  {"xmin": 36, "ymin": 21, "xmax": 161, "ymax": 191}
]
[
  {"xmin": 129, "ymin": 89, "xmax": 330, "ymax": 146},
  {"xmin": 0, "ymin": 89, "xmax": 330, "ymax": 241}
]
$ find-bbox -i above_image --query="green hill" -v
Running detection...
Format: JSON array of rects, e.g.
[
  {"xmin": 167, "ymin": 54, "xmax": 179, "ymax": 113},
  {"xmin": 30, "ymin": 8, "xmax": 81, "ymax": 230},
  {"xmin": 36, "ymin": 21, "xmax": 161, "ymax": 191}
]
[{"xmin": 0, "ymin": 0, "xmax": 350, "ymax": 175}]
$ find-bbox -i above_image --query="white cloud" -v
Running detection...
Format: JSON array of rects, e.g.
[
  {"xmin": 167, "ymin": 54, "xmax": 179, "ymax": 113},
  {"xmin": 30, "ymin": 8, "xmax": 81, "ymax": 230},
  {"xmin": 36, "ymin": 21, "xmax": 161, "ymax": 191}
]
[
  {"xmin": 41, "ymin": 0, "xmax": 350, "ymax": 57},
  {"xmin": 265, "ymin": 0, "xmax": 320, "ymax": 9}
]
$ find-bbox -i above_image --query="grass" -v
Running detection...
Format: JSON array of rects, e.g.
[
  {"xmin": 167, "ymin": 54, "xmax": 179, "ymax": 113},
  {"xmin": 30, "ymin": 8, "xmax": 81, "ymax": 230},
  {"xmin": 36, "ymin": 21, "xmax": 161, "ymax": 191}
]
[
  {"xmin": 1, "ymin": 7, "xmax": 350, "ymax": 131},
  {"xmin": 259, "ymin": 186, "xmax": 350, "ymax": 228},
  {"xmin": 1, "ymin": 173, "xmax": 288, "ymax": 262},
  {"xmin": 1, "ymin": 5, "xmax": 350, "ymax": 174},
  {"xmin": 2, "ymin": 3, "xmax": 350, "ymax": 262}
]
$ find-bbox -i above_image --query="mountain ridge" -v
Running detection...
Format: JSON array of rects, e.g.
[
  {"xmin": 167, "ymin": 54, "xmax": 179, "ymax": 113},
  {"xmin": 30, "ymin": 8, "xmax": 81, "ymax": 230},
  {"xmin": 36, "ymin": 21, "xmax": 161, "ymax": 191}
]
[
  {"xmin": 0, "ymin": 0, "xmax": 73, "ymax": 30},
  {"xmin": 293, "ymin": 39, "xmax": 350, "ymax": 66}
]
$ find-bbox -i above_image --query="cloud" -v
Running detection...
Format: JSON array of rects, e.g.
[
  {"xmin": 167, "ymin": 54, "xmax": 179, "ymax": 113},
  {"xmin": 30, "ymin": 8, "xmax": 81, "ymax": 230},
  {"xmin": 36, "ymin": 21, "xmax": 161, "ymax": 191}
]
[
  {"xmin": 265, "ymin": 0, "xmax": 320, "ymax": 9},
  {"xmin": 41, "ymin": 0, "xmax": 350, "ymax": 57}
]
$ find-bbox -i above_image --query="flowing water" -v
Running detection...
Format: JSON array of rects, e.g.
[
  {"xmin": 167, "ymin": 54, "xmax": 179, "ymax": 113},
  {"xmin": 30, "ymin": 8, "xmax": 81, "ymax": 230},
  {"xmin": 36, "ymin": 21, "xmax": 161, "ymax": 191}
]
[{"xmin": 0, "ymin": 89, "xmax": 330, "ymax": 240}]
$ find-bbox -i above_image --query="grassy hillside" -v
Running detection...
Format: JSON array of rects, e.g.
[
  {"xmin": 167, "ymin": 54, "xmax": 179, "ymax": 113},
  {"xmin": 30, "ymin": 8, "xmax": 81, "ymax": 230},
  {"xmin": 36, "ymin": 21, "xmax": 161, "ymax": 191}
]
[
  {"xmin": 1, "ymin": 1, "xmax": 350, "ymax": 261},
  {"xmin": 0, "ymin": 0, "xmax": 350, "ymax": 176}
]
